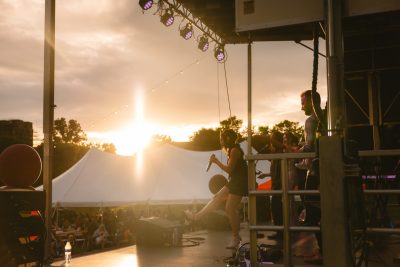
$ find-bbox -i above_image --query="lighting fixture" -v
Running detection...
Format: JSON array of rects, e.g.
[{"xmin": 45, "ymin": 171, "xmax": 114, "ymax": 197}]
[
  {"xmin": 197, "ymin": 35, "xmax": 209, "ymax": 52},
  {"xmin": 139, "ymin": 0, "xmax": 153, "ymax": 10},
  {"xmin": 160, "ymin": 9, "xmax": 174, "ymax": 27},
  {"xmin": 214, "ymin": 45, "xmax": 226, "ymax": 62},
  {"xmin": 179, "ymin": 23, "xmax": 193, "ymax": 40}
]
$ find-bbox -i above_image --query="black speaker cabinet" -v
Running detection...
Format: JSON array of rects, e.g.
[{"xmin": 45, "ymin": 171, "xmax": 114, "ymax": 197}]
[
  {"xmin": 136, "ymin": 217, "xmax": 182, "ymax": 247},
  {"xmin": 0, "ymin": 190, "xmax": 45, "ymax": 267}
]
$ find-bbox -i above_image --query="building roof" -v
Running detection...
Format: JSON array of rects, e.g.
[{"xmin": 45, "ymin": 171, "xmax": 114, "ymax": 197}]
[{"xmin": 175, "ymin": 0, "xmax": 400, "ymax": 44}]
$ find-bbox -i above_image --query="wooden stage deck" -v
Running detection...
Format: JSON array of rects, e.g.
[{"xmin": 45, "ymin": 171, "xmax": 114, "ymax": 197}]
[
  {"xmin": 49, "ymin": 229, "xmax": 243, "ymax": 267},
  {"xmin": 48, "ymin": 224, "xmax": 400, "ymax": 267}
]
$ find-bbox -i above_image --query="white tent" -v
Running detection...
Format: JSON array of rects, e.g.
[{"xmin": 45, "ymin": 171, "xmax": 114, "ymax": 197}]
[{"xmin": 36, "ymin": 142, "xmax": 270, "ymax": 207}]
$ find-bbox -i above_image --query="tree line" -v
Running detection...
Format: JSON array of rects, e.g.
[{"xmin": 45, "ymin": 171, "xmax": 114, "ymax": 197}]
[
  {"xmin": 187, "ymin": 116, "xmax": 303, "ymax": 151},
  {"xmin": 29, "ymin": 116, "xmax": 303, "ymax": 186},
  {"xmin": 32, "ymin": 118, "xmax": 116, "ymax": 186}
]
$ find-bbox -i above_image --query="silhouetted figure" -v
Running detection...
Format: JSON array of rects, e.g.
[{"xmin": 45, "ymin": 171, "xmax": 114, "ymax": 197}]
[
  {"xmin": 298, "ymin": 90, "xmax": 323, "ymax": 264},
  {"xmin": 185, "ymin": 129, "xmax": 248, "ymax": 249}
]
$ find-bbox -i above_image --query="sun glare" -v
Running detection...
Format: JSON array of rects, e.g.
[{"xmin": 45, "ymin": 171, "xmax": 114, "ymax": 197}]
[
  {"xmin": 117, "ymin": 254, "xmax": 138, "ymax": 267},
  {"xmin": 111, "ymin": 88, "xmax": 156, "ymax": 156},
  {"xmin": 112, "ymin": 123, "xmax": 155, "ymax": 156},
  {"xmin": 87, "ymin": 89, "xmax": 213, "ymax": 156}
]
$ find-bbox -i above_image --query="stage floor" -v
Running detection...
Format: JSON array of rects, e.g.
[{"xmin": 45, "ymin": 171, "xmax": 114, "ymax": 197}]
[
  {"xmin": 49, "ymin": 229, "xmax": 245, "ymax": 267},
  {"xmin": 48, "ymin": 224, "xmax": 400, "ymax": 267}
]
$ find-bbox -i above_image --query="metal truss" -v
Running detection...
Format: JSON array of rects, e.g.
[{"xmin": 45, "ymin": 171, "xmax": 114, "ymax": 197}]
[{"xmin": 158, "ymin": 0, "xmax": 224, "ymax": 46}]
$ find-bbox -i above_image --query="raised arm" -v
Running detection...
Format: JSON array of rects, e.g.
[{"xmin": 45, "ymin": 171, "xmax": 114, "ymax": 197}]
[{"xmin": 210, "ymin": 147, "xmax": 241, "ymax": 175}]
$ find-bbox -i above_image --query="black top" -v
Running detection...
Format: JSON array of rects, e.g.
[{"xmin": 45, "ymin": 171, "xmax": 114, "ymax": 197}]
[{"xmin": 226, "ymin": 144, "xmax": 248, "ymax": 196}]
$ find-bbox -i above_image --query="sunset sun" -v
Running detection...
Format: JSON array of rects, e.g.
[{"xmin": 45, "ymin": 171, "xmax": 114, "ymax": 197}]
[
  {"xmin": 111, "ymin": 123, "xmax": 155, "ymax": 156},
  {"xmin": 111, "ymin": 89, "xmax": 156, "ymax": 156}
]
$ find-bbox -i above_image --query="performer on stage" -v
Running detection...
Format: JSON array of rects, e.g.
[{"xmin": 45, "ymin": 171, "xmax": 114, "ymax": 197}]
[
  {"xmin": 299, "ymin": 89, "xmax": 323, "ymax": 264},
  {"xmin": 184, "ymin": 129, "xmax": 248, "ymax": 249},
  {"xmin": 295, "ymin": 90, "xmax": 319, "ymax": 170}
]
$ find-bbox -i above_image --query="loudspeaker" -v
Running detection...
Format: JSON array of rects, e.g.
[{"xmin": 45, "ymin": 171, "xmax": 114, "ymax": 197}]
[
  {"xmin": 136, "ymin": 217, "xmax": 182, "ymax": 247},
  {"xmin": 0, "ymin": 191, "xmax": 45, "ymax": 267}
]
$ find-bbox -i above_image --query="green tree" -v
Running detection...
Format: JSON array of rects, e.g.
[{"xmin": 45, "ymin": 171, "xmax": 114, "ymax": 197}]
[
  {"xmin": 101, "ymin": 143, "xmax": 116, "ymax": 153},
  {"xmin": 272, "ymin": 120, "xmax": 304, "ymax": 139},
  {"xmin": 190, "ymin": 128, "xmax": 220, "ymax": 150},
  {"xmin": 219, "ymin": 116, "xmax": 243, "ymax": 132},
  {"xmin": 188, "ymin": 116, "xmax": 244, "ymax": 150},
  {"xmin": 257, "ymin": 125, "xmax": 271, "ymax": 136},
  {"xmin": 34, "ymin": 118, "xmax": 118, "ymax": 186},
  {"xmin": 87, "ymin": 142, "xmax": 117, "ymax": 154},
  {"xmin": 34, "ymin": 142, "xmax": 89, "ymax": 186},
  {"xmin": 53, "ymin": 117, "xmax": 87, "ymax": 145},
  {"xmin": 152, "ymin": 134, "xmax": 172, "ymax": 144}
]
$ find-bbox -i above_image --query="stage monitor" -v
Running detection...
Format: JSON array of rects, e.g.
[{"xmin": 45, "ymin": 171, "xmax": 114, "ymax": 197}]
[{"xmin": 136, "ymin": 217, "xmax": 183, "ymax": 247}]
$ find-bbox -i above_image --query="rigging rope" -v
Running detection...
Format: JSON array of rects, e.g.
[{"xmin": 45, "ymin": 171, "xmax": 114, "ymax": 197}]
[
  {"xmin": 311, "ymin": 23, "xmax": 327, "ymax": 135},
  {"xmin": 217, "ymin": 61, "xmax": 221, "ymax": 123},
  {"xmin": 223, "ymin": 61, "xmax": 232, "ymax": 118}
]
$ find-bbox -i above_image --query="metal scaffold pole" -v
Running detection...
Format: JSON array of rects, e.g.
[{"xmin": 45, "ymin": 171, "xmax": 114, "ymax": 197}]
[
  {"xmin": 247, "ymin": 41, "xmax": 258, "ymax": 267},
  {"xmin": 43, "ymin": 0, "xmax": 55, "ymax": 262},
  {"xmin": 319, "ymin": 0, "xmax": 352, "ymax": 266}
]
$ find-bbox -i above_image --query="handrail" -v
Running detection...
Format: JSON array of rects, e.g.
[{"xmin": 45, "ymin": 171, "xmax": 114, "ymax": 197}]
[
  {"xmin": 246, "ymin": 152, "xmax": 316, "ymax": 160},
  {"xmin": 249, "ymin": 225, "xmax": 321, "ymax": 232},
  {"xmin": 247, "ymin": 148, "xmax": 400, "ymax": 266},
  {"xmin": 249, "ymin": 190, "xmax": 320, "ymax": 196},
  {"xmin": 359, "ymin": 149, "xmax": 400, "ymax": 157},
  {"xmin": 246, "ymin": 149, "xmax": 400, "ymax": 160},
  {"xmin": 363, "ymin": 189, "xmax": 400, "ymax": 194}
]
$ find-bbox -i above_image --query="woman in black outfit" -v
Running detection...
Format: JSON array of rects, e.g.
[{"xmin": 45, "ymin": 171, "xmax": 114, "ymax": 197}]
[{"xmin": 185, "ymin": 129, "xmax": 248, "ymax": 248}]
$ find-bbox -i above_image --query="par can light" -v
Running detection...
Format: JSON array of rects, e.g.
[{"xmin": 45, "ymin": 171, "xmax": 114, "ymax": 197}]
[
  {"xmin": 180, "ymin": 23, "xmax": 193, "ymax": 40},
  {"xmin": 198, "ymin": 35, "xmax": 209, "ymax": 52},
  {"xmin": 160, "ymin": 9, "xmax": 174, "ymax": 27},
  {"xmin": 139, "ymin": 0, "xmax": 153, "ymax": 10}
]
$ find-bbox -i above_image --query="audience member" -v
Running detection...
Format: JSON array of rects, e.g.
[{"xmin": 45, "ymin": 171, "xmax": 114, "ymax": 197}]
[{"xmin": 92, "ymin": 223, "xmax": 109, "ymax": 249}]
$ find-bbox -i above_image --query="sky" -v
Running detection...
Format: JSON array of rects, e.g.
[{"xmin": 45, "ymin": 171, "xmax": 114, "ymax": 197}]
[{"xmin": 0, "ymin": 0, "xmax": 327, "ymax": 155}]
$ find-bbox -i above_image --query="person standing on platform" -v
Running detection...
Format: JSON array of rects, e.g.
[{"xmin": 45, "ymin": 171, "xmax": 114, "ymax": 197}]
[
  {"xmin": 185, "ymin": 129, "xmax": 248, "ymax": 249},
  {"xmin": 283, "ymin": 131, "xmax": 301, "ymax": 224},
  {"xmin": 257, "ymin": 131, "xmax": 284, "ymax": 240},
  {"xmin": 298, "ymin": 90, "xmax": 323, "ymax": 264},
  {"xmin": 295, "ymin": 90, "xmax": 319, "ymax": 170}
]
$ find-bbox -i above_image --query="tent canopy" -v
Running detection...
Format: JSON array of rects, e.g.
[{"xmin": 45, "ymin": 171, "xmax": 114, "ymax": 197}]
[{"xmin": 37, "ymin": 142, "xmax": 270, "ymax": 207}]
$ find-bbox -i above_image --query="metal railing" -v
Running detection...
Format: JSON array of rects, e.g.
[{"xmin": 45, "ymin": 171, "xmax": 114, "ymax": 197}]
[
  {"xmin": 245, "ymin": 149, "xmax": 400, "ymax": 267},
  {"xmin": 357, "ymin": 149, "xmax": 400, "ymax": 237}
]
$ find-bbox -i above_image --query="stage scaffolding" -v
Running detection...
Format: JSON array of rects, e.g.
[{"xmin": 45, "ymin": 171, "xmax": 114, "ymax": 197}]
[{"xmin": 42, "ymin": 1, "xmax": 400, "ymax": 266}]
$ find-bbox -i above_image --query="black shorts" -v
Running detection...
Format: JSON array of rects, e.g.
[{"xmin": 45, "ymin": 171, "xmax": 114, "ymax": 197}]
[{"xmin": 227, "ymin": 176, "xmax": 248, "ymax": 196}]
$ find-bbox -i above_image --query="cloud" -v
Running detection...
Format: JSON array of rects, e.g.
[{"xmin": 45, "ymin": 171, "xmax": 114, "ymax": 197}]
[{"xmin": 0, "ymin": 0, "xmax": 328, "ymax": 144}]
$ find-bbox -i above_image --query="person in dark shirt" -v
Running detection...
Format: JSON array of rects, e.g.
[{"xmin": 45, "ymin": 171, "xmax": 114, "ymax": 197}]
[
  {"xmin": 185, "ymin": 129, "xmax": 248, "ymax": 249},
  {"xmin": 258, "ymin": 131, "xmax": 284, "ymax": 240}
]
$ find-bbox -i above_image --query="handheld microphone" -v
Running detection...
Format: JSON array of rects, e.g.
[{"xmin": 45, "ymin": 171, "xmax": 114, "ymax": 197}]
[{"xmin": 206, "ymin": 161, "xmax": 212, "ymax": 172}]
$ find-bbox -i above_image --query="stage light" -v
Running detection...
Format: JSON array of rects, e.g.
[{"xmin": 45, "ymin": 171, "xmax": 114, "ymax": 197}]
[
  {"xmin": 214, "ymin": 45, "xmax": 226, "ymax": 61},
  {"xmin": 160, "ymin": 9, "xmax": 174, "ymax": 27},
  {"xmin": 139, "ymin": 0, "xmax": 153, "ymax": 10},
  {"xmin": 197, "ymin": 35, "xmax": 209, "ymax": 52},
  {"xmin": 179, "ymin": 23, "xmax": 193, "ymax": 40}
]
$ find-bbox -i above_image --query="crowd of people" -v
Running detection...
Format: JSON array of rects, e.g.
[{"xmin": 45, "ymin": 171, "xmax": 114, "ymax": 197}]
[
  {"xmin": 50, "ymin": 207, "xmax": 139, "ymax": 258},
  {"xmin": 50, "ymin": 204, "xmax": 206, "ymax": 259}
]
